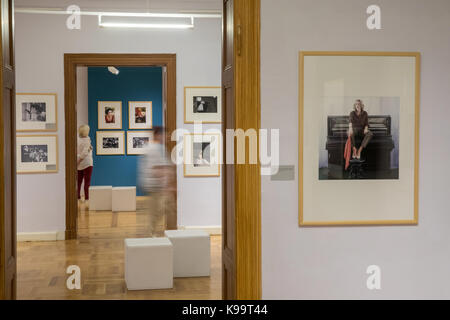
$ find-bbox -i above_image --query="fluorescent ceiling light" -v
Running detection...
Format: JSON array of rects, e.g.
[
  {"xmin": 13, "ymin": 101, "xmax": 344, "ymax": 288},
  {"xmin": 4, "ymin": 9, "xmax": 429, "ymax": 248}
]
[
  {"xmin": 108, "ymin": 66, "xmax": 119, "ymax": 75},
  {"xmin": 14, "ymin": 8, "xmax": 221, "ymax": 19},
  {"xmin": 98, "ymin": 15, "xmax": 194, "ymax": 29}
]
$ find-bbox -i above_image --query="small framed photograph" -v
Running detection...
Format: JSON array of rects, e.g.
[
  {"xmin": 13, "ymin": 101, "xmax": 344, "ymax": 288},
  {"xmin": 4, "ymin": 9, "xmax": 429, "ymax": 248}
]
[
  {"xmin": 184, "ymin": 87, "xmax": 222, "ymax": 123},
  {"xmin": 127, "ymin": 131, "xmax": 154, "ymax": 155},
  {"xmin": 184, "ymin": 133, "xmax": 220, "ymax": 177},
  {"xmin": 129, "ymin": 101, "xmax": 153, "ymax": 129},
  {"xmin": 16, "ymin": 135, "xmax": 58, "ymax": 174},
  {"xmin": 96, "ymin": 131, "xmax": 125, "ymax": 155},
  {"xmin": 16, "ymin": 93, "xmax": 57, "ymax": 132},
  {"xmin": 98, "ymin": 101, "xmax": 122, "ymax": 130}
]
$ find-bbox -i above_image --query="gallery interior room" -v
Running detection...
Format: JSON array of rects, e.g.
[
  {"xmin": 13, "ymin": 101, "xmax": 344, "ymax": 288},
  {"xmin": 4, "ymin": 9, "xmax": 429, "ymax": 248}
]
[{"xmin": 1, "ymin": 0, "xmax": 450, "ymax": 301}]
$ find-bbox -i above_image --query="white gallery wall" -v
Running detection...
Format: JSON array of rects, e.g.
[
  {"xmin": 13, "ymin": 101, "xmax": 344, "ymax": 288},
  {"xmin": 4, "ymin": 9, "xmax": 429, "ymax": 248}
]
[
  {"xmin": 261, "ymin": 0, "xmax": 450, "ymax": 299},
  {"xmin": 15, "ymin": 13, "xmax": 222, "ymax": 234}
]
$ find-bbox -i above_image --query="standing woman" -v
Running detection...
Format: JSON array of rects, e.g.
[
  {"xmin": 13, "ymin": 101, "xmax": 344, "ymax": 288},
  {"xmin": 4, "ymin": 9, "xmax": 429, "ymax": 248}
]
[{"xmin": 77, "ymin": 125, "xmax": 93, "ymax": 205}]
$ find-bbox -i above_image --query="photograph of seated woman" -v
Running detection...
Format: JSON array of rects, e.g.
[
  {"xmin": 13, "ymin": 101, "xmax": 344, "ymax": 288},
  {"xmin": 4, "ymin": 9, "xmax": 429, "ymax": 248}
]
[{"xmin": 349, "ymin": 99, "xmax": 373, "ymax": 160}]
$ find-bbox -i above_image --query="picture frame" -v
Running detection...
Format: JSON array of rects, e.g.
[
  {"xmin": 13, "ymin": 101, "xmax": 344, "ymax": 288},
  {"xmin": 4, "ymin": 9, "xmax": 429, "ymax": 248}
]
[
  {"xmin": 98, "ymin": 101, "xmax": 122, "ymax": 130},
  {"xmin": 129, "ymin": 101, "xmax": 153, "ymax": 130},
  {"xmin": 16, "ymin": 93, "xmax": 57, "ymax": 132},
  {"xmin": 96, "ymin": 131, "xmax": 125, "ymax": 156},
  {"xmin": 184, "ymin": 133, "xmax": 221, "ymax": 177},
  {"xmin": 184, "ymin": 87, "xmax": 222, "ymax": 124},
  {"xmin": 127, "ymin": 131, "xmax": 154, "ymax": 155},
  {"xmin": 16, "ymin": 135, "xmax": 58, "ymax": 174},
  {"xmin": 299, "ymin": 51, "xmax": 420, "ymax": 226}
]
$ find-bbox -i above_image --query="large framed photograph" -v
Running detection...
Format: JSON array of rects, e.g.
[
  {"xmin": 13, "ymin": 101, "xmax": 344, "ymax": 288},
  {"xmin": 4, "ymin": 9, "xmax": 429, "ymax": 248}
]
[
  {"xmin": 184, "ymin": 133, "xmax": 220, "ymax": 177},
  {"xmin": 16, "ymin": 93, "xmax": 57, "ymax": 132},
  {"xmin": 184, "ymin": 87, "xmax": 222, "ymax": 123},
  {"xmin": 299, "ymin": 51, "xmax": 420, "ymax": 226},
  {"xmin": 129, "ymin": 101, "xmax": 152, "ymax": 130},
  {"xmin": 96, "ymin": 131, "xmax": 125, "ymax": 155},
  {"xmin": 16, "ymin": 135, "xmax": 58, "ymax": 174},
  {"xmin": 98, "ymin": 101, "xmax": 122, "ymax": 130},
  {"xmin": 127, "ymin": 131, "xmax": 154, "ymax": 155}
]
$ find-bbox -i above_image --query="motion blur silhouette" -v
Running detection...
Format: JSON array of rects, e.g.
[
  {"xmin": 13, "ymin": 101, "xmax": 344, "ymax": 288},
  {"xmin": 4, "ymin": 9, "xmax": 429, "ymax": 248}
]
[{"xmin": 138, "ymin": 127, "xmax": 176, "ymax": 237}]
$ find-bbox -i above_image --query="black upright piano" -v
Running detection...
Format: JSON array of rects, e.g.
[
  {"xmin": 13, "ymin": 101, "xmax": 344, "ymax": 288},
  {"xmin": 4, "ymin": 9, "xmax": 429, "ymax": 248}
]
[{"xmin": 325, "ymin": 115, "xmax": 395, "ymax": 179}]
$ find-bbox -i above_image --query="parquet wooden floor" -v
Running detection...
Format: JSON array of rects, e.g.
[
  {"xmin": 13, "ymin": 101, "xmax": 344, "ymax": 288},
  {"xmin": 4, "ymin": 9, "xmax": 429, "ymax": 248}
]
[{"xmin": 17, "ymin": 198, "xmax": 222, "ymax": 300}]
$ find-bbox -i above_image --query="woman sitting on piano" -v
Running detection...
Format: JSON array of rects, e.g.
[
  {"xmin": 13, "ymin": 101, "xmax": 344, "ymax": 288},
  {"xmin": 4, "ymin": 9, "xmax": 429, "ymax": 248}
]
[{"xmin": 348, "ymin": 99, "xmax": 373, "ymax": 159}]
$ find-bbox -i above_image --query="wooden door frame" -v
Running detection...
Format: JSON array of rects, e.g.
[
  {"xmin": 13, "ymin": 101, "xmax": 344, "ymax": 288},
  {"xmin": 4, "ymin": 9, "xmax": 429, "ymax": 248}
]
[
  {"xmin": 224, "ymin": 0, "xmax": 262, "ymax": 299},
  {"xmin": 64, "ymin": 54, "xmax": 177, "ymax": 240}
]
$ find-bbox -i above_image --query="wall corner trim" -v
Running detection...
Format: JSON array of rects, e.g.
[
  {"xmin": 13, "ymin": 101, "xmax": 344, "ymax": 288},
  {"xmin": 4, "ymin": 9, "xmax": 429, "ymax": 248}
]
[{"xmin": 17, "ymin": 231, "xmax": 66, "ymax": 242}]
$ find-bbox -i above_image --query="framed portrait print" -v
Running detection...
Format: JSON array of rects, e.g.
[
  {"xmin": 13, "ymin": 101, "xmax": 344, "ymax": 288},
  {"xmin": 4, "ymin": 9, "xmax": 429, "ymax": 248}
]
[
  {"xmin": 184, "ymin": 87, "xmax": 222, "ymax": 123},
  {"xmin": 98, "ymin": 101, "xmax": 122, "ymax": 130},
  {"xmin": 129, "ymin": 101, "xmax": 153, "ymax": 130},
  {"xmin": 16, "ymin": 135, "xmax": 58, "ymax": 174},
  {"xmin": 16, "ymin": 93, "xmax": 57, "ymax": 132},
  {"xmin": 127, "ymin": 131, "xmax": 154, "ymax": 155},
  {"xmin": 184, "ymin": 133, "xmax": 220, "ymax": 177},
  {"xmin": 96, "ymin": 131, "xmax": 125, "ymax": 156},
  {"xmin": 299, "ymin": 51, "xmax": 420, "ymax": 226}
]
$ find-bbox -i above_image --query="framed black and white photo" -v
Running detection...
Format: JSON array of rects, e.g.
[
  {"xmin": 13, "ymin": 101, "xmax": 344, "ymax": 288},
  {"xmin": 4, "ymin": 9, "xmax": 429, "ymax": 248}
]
[
  {"xmin": 96, "ymin": 131, "xmax": 125, "ymax": 155},
  {"xmin": 299, "ymin": 51, "xmax": 420, "ymax": 226},
  {"xmin": 98, "ymin": 101, "xmax": 122, "ymax": 130},
  {"xmin": 127, "ymin": 131, "xmax": 154, "ymax": 155},
  {"xmin": 16, "ymin": 93, "xmax": 57, "ymax": 132},
  {"xmin": 184, "ymin": 87, "xmax": 222, "ymax": 123},
  {"xmin": 184, "ymin": 133, "xmax": 220, "ymax": 177},
  {"xmin": 129, "ymin": 101, "xmax": 153, "ymax": 130},
  {"xmin": 16, "ymin": 135, "xmax": 58, "ymax": 174}
]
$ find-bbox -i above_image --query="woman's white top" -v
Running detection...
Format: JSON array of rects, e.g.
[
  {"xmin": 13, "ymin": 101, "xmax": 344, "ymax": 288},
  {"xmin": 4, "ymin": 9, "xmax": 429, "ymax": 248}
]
[{"xmin": 77, "ymin": 136, "xmax": 93, "ymax": 170}]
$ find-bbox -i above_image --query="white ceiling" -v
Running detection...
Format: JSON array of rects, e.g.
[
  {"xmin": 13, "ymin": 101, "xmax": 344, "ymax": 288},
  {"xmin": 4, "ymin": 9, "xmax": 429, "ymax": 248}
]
[{"xmin": 15, "ymin": 0, "xmax": 221, "ymax": 12}]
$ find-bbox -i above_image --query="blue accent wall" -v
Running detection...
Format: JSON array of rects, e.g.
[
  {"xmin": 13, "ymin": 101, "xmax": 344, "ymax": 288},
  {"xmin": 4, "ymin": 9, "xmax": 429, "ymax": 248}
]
[{"xmin": 88, "ymin": 67, "xmax": 163, "ymax": 195}]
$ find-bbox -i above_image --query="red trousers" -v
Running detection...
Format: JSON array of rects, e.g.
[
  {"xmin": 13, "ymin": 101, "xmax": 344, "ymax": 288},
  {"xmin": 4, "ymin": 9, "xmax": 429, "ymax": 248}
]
[{"xmin": 77, "ymin": 166, "xmax": 93, "ymax": 200}]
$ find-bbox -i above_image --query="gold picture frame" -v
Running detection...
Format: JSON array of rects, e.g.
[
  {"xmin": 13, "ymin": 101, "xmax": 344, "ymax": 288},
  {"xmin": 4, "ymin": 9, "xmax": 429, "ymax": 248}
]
[
  {"xmin": 298, "ymin": 51, "xmax": 420, "ymax": 226},
  {"xmin": 184, "ymin": 86, "xmax": 222, "ymax": 124},
  {"xmin": 128, "ymin": 101, "xmax": 153, "ymax": 130},
  {"xmin": 98, "ymin": 101, "xmax": 122, "ymax": 130},
  {"xmin": 16, "ymin": 134, "xmax": 59, "ymax": 174},
  {"xmin": 96, "ymin": 131, "xmax": 125, "ymax": 156},
  {"xmin": 16, "ymin": 93, "xmax": 58, "ymax": 132},
  {"xmin": 126, "ymin": 131, "xmax": 154, "ymax": 155},
  {"xmin": 184, "ymin": 133, "xmax": 221, "ymax": 177}
]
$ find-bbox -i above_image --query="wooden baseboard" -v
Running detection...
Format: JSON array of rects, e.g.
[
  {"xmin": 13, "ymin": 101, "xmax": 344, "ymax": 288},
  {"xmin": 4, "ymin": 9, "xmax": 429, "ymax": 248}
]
[
  {"xmin": 17, "ymin": 231, "xmax": 65, "ymax": 242},
  {"xmin": 180, "ymin": 226, "xmax": 222, "ymax": 235}
]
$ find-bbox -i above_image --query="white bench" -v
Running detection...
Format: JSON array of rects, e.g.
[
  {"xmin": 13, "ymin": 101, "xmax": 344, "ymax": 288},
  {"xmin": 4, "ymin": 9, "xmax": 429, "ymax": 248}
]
[
  {"xmin": 112, "ymin": 187, "xmax": 136, "ymax": 212},
  {"xmin": 88, "ymin": 186, "xmax": 112, "ymax": 211},
  {"xmin": 124, "ymin": 238, "xmax": 173, "ymax": 290},
  {"xmin": 164, "ymin": 230, "xmax": 210, "ymax": 278}
]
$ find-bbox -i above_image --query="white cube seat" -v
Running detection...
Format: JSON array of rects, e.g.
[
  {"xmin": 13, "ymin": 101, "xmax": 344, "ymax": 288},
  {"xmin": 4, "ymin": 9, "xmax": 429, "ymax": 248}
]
[
  {"xmin": 112, "ymin": 187, "xmax": 136, "ymax": 212},
  {"xmin": 164, "ymin": 230, "xmax": 210, "ymax": 278},
  {"xmin": 89, "ymin": 186, "xmax": 112, "ymax": 211},
  {"xmin": 124, "ymin": 238, "xmax": 173, "ymax": 290}
]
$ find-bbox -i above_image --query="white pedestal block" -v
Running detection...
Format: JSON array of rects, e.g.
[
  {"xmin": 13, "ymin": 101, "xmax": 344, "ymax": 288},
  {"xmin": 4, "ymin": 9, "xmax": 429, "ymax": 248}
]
[
  {"xmin": 112, "ymin": 187, "xmax": 136, "ymax": 212},
  {"xmin": 164, "ymin": 230, "xmax": 210, "ymax": 278},
  {"xmin": 89, "ymin": 186, "xmax": 112, "ymax": 211},
  {"xmin": 124, "ymin": 238, "xmax": 173, "ymax": 290}
]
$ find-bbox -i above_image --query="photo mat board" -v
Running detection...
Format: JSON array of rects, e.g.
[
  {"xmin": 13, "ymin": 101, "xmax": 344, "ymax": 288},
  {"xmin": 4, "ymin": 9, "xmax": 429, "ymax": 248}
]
[
  {"xmin": 299, "ymin": 51, "xmax": 420, "ymax": 226},
  {"xmin": 184, "ymin": 133, "xmax": 221, "ymax": 177},
  {"xmin": 16, "ymin": 93, "xmax": 57, "ymax": 132},
  {"xmin": 127, "ymin": 131, "xmax": 154, "ymax": 155},
  {"xmin": 16, "ymin": 135, "xmax": 58, "ymax": 174},
  {"xmin": 129, "ymin": 101, "xmax": 153, "ymax": 130},
  {"xmin": 96, "ymin": 131, "xmax": 125, "ymax": 155},
  {"xmin": 184, "ymin": 87, "xmax": 222, "ymax": 123},
  {"xmin": 98, "ymin": 101, "xmax": 122, "ymax": 130}
]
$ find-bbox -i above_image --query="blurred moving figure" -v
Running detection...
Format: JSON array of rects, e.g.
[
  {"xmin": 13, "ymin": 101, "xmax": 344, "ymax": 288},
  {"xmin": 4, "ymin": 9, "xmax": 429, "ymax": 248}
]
[{"xmin": 139, "ymin": 127, "xmax": 176, "ymax": 237}]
